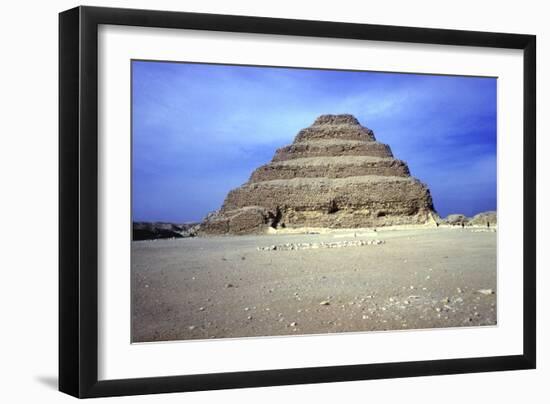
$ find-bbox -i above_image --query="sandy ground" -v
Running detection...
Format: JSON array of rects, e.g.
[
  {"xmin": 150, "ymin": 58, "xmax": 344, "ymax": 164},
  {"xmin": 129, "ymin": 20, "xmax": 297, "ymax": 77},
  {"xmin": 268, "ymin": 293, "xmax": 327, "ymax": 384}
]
[{"xmin": 131, "ymin": 227, "xmax": 496, "ymax": 342}]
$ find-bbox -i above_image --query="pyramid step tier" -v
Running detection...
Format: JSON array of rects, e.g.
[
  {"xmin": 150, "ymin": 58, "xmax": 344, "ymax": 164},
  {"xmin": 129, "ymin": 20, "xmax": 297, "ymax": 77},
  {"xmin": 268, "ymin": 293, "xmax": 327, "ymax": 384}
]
[
  {"xmin": 272, "ymin": 140, "xmax": 393, "ymax": 161},
  {"xmin": 222, "ymin": 176, "xmax": 433, "ymax": 216},
  {"xmin": 293, "ymin": 115, "xmax": 377, "ymax": 143},
  {"xmin": 295, "ymin": 125, "xmax": 376, "ymax": 143},
  {"xmin": 250, "ymin": 156, "xmax": 410, "ymax": 182},
  {"xmin": 200, "ymin": 204, "xmax": 435, "ymax": 235}
]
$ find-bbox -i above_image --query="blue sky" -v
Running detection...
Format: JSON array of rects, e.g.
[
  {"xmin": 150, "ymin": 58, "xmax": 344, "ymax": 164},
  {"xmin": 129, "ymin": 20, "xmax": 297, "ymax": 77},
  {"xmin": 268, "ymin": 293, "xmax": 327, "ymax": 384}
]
[{"xmin": 132, "ymin": 60, "xmax": 496, "ymax": 223}]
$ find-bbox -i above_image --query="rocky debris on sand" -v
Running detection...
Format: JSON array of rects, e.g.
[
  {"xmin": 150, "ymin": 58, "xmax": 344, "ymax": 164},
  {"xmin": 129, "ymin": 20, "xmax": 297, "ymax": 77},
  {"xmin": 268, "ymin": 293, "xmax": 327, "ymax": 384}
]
[
  {"xmin": 200, "ymin": 114, "xmax": 437, "ymax": 235},
  {"xmin": 257, "ymin": 239, "xmax": 384, "ymax": 251}
]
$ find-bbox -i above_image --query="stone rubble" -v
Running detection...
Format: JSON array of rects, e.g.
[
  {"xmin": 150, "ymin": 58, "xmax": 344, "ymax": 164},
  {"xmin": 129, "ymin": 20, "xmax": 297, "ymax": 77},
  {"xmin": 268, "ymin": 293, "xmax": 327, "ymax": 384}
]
[{"xmin": 256, "ymin": 239, "xmax": 384, "ymax": 251}]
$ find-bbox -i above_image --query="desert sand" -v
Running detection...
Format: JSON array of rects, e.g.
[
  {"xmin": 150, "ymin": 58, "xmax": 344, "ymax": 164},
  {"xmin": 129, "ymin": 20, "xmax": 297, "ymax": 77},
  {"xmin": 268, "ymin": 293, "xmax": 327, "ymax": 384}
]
[{"xmin": 131, "ymin": 226, "xmax": 496, "ymax": 342}]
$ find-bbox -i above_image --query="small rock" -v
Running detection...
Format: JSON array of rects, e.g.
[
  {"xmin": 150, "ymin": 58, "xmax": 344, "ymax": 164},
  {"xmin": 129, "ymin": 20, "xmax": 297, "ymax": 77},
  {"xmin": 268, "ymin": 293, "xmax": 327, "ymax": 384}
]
[
  {"xmin": 225, "ymin": 283, "xmax": 234, "ymax": 288},
  {"xmin": 457, "ymin": 287, "xmax": 463, "ymax": 293},
  {"xmin": 188, "ymin": 326, "xmax": 196, "ymax": 330},
  {"xmin": 244, "ymin": 307, "xmax": 250, "ymax": 311},
  {"xmin": 198, "ymin": 307, "xmax": 205, "ymax": 311},
  {"xmin": 435, "ymin": 307, "xmax": 441, "ymax": 312},
  {"xmin": 290, "ymin": 322, "xmax": 297, "ymax": 327},
  {"xmin": 425, "ymin": 275, "xmax": 431, "ymax": 280},
  {"xmin": 477, "ymin": 289, "xmax": 494, "ymax": 295},
  {"xmin": 320, "ymin": 301, "xmax": 330, "ymax": 306}
]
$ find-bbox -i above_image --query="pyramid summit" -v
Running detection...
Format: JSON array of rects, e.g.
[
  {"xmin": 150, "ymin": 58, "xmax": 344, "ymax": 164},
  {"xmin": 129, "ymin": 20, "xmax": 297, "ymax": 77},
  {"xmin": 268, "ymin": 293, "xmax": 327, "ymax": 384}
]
[
  {"xmin": 294, "ymin": 114, "xmax": 376, "ymax": 142},
  {"xmin": 200, "ymin": 114, "xmax": 437, "ymax": 234}
]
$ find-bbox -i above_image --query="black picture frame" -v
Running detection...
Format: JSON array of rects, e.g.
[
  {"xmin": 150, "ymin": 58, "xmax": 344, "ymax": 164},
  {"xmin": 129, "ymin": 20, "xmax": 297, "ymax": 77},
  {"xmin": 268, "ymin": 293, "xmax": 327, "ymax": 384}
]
[{"xmin": 59, "ymin": 5, "xmax": 536, "ymax": 398}]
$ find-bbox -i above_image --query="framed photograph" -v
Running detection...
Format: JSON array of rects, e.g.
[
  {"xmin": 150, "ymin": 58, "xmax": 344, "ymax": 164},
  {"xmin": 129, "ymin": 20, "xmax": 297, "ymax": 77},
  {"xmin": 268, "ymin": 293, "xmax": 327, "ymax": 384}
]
[{"xmin": 59, "ymin": 6, "xmax": 536, "ymax": 398}]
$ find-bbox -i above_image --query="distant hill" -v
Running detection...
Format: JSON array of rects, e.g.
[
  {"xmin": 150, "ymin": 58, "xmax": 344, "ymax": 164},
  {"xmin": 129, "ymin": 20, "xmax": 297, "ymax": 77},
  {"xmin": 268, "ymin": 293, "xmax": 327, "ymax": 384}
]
[
  {"xmin": 469, "ymin": 211, "xmax": 497, "ymax": 226},
  {"xmin": 441, "ymin": 211, "xmax": 497, "ymax": 226},
  {"xmin": 132, "ymin": 222, "xmax": 200, "ymax": 241}
]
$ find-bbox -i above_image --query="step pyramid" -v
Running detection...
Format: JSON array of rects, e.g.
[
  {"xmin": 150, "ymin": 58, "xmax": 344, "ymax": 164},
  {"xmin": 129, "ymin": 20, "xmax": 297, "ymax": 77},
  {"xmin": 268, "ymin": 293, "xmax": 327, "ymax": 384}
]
[{"xmin": 200, "ymin": 114, "xmax": 436, "ymax": 234}]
